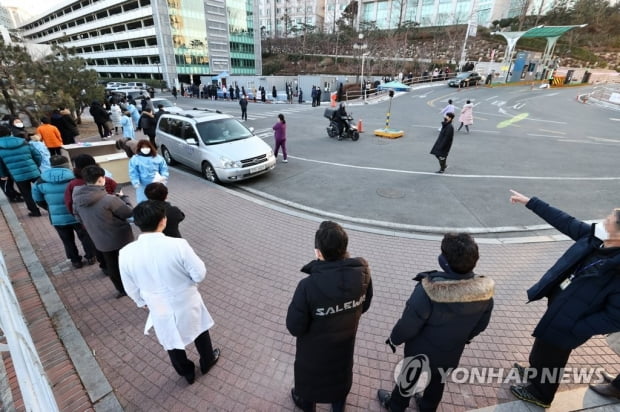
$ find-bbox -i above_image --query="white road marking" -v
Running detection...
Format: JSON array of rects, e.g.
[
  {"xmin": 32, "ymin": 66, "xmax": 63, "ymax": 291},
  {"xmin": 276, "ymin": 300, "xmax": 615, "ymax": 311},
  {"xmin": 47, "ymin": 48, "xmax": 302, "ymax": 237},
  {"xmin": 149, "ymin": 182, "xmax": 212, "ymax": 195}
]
[
  {"xmin": 559, "ymin": 139, "xmax": 620, "ymax": 146},
  {"xmin": 527, "ymin": 134, "xmax": 567, "ymax": 138},
  {"xmin": 286, "ymin": 156, "xmax": 620, "ymax": 181}
]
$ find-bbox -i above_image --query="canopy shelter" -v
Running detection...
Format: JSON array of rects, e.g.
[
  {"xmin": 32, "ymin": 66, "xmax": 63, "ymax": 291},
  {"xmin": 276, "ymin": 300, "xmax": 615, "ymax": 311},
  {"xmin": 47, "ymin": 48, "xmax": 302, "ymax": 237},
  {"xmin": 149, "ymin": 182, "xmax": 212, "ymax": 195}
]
[
  {"xmin": 211, "ymin": 71, "xmax": 229, "ymax": 81},
  {"xmin": 491, "ymin": 25, "xmax": 587, "ymax": 82}
]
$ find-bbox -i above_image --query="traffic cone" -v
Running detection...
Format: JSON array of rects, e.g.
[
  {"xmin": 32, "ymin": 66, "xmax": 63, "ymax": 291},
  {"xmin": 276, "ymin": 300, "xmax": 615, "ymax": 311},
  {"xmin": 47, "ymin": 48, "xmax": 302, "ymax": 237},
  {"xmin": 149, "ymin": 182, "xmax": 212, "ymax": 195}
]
[{"xmin": 357, "ymin": 119, "xmax": 363, "ymax": 133}]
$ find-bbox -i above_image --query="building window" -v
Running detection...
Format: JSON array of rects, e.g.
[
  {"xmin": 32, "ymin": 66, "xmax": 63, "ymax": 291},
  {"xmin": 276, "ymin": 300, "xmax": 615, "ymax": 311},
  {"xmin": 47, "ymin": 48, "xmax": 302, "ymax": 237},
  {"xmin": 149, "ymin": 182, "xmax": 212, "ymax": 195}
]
[
  {"xmin": 127, "ymin": 21, "xmax": 142, "ymax": 30},
  {"xmin": 124, "ymin": 1, "xmax": 139, "ymax": 11}
]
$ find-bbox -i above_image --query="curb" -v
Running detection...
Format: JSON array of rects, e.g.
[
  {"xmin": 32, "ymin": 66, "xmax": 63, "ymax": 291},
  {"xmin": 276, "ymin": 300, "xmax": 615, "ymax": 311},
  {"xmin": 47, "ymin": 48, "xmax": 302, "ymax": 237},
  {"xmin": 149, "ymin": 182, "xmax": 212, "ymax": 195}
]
[
  {"xmin": 0, "ymin": 196, "xmax": 122, "ymax": 411},
  {"xmin": 165, "ymin": 168, "xmax": 575, "ymax": 245}
]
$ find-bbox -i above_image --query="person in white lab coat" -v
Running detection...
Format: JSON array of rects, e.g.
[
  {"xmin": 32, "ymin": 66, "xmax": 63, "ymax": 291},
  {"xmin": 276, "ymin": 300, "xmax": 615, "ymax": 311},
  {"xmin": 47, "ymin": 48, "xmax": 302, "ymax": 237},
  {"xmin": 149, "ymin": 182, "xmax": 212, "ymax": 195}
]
[{"xmin": 119, "ymin": 200, "xmax": 220, "ymax": 384}]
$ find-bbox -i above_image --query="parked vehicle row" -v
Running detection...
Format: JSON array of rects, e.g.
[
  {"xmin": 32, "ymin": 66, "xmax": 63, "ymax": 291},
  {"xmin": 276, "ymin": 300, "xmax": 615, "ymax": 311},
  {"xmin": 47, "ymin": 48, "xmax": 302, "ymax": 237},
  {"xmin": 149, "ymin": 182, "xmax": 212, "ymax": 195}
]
[{"xmin": 106, "ymin": 81, "xmax": 147, "ymax": 90}]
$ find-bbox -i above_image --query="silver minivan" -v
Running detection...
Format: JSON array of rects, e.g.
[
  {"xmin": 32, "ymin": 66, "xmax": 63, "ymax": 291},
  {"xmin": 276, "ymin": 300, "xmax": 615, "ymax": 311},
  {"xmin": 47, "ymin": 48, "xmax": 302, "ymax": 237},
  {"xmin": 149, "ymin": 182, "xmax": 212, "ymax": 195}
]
[{"xmin": 155, "ymin": 110, "xmax": 276, "ymax": 183}]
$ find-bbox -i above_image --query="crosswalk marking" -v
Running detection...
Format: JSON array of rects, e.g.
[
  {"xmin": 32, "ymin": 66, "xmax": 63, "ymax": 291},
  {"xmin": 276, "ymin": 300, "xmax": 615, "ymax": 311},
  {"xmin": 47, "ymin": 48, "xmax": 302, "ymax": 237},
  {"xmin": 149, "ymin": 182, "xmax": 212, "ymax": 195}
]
[
  {"xmin": 217, "ymin": 105, "xmax": 317, "ymax": 120},
  {"xmin": 253, "ymin": 128, "xmax": 273, "ymax": 140}
]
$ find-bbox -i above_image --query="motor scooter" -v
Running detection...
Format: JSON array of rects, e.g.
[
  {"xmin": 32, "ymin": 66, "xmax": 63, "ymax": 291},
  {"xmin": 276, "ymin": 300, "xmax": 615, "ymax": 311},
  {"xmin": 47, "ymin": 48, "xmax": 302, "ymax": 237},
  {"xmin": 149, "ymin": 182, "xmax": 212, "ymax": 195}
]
[{"xmin": 324, "ymin": 108, "xmax": 360, "ymax": 141}]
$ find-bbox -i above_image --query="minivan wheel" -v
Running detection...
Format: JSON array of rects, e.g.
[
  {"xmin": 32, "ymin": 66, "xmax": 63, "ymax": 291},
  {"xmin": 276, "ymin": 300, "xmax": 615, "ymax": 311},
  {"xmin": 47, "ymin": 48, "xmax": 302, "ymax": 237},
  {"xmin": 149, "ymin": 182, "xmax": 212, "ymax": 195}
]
[
  {"xmin": 161, "ymin": 146, "xmax": 177, "ymax": 165},
  {"xmin": 201, "ymin": 161, "xmax": 219, "ymax": 183}
]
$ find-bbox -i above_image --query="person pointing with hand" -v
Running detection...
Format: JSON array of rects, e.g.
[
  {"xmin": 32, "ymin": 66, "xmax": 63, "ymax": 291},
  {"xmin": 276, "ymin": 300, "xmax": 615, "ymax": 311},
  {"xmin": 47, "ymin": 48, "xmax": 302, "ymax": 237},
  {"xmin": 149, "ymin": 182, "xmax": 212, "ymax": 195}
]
[{"xmin": 508, "ymin": 190, "xmax": 620, "ymax": 408}]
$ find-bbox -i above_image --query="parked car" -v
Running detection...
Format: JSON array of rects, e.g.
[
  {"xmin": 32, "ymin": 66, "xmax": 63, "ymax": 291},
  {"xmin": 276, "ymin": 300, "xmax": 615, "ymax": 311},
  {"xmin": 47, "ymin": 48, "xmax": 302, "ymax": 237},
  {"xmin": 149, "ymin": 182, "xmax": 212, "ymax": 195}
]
[
  {"xmin": 106, "ymin": 82, "xmax": 127, "ymax": 89},
  {"xmin": 155, "ymin": 110, "xmax": 276, "ymax": 183},
  {"xmin": 142, "ymin": 97, "xmax": 184, "ymax": 114},
  {"xmin": 447, "ymin": 72, "xmax": 482, "ymax": 87},
  {"xmin": 111, "ymin": 88, "xmax": 150, "ymax": 100},
  {"xmin": 126, "ymin": 82, "xmax": 147, "ymax": 89}
]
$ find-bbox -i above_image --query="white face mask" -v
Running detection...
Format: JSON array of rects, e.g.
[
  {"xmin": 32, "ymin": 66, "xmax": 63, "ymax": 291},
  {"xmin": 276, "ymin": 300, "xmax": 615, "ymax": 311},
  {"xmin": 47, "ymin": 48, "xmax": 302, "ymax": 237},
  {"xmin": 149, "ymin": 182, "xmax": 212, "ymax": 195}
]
[
  {"xmin": 594, "ymin": 222, "xmax": 609, "ymax": 241},
  {"xmin": 14, "ymin": 122, "xmax": 23, "ymax": 128},
  {"xmin": 140, "ymin": 148, "xmax": 151, "ymax": 155}
]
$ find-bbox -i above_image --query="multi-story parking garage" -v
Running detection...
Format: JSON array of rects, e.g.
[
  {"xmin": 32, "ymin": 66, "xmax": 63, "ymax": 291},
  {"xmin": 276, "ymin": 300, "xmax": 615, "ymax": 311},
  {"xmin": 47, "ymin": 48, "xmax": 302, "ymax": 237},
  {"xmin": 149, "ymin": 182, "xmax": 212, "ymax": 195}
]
[{"xmin": 18, "ymin": 0, "xmax": 262, "ymax": 87}]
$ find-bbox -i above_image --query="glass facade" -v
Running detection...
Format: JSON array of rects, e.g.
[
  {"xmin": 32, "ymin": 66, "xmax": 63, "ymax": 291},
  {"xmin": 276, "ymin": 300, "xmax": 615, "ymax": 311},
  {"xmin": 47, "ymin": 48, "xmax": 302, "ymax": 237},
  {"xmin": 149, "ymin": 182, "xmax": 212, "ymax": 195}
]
[
  {"xmin": 359, "ymin": 0, "xmax": 496, "ymax": 29},
  {"xmin": 376, "ymin": 1, "xmax": 389, "ymax": 29},
  {"xmin": 404, "ymin": 0, "xmax": 419, "ymax": 22},
  {"xmin": 227, "ymin": 0, "xmax": 256, "ymax": 75},
  {"xmin": 362, "ymin": 1, "xmax": 376, "ymax": 24},
  {"xmin": 168, "ymin": 0, "xmax": 210, "ymax": 75}
]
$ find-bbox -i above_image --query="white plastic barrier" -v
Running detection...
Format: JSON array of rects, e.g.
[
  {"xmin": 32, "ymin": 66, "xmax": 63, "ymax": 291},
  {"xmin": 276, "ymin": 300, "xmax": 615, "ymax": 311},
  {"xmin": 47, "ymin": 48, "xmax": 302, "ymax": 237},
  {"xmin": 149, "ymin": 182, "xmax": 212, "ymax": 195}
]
[{"xmin": 0, "ymin": 253, "xmax": 59, "ymax": 412}]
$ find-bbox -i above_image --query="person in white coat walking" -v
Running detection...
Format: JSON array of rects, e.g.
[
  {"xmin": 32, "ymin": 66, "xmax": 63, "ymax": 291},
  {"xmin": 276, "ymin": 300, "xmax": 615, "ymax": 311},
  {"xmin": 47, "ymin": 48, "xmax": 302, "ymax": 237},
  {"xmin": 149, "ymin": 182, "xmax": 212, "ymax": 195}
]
[
  {"xmin": 119, "ymin": 200, "xmax": 220, "ymax": 384},
  {"xmin": 457, "ymin": 100, "xmax": 474, "ymax": 133},
  {"xmin": 110, "ymin": 103, "xmax": 122, "ymax": 135}
]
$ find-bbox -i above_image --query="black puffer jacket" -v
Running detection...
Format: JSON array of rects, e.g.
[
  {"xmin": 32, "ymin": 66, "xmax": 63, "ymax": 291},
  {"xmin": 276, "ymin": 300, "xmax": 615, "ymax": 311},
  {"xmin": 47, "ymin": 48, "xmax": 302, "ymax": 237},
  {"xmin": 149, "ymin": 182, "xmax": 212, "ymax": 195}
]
[
  {"xmin": 286, "ymin": 257, "xmax": 373, "ymax": 402},
  {"xmin": 391, "ymin": 270, "xmax": 494, "ymax": 369},
  {"xmin": 89, "ymin": 102, "xmax": 110, "ymax": 124},
  {"xmin": 525, "ymin": 197, "xmax": 620, "ymax": 349}
]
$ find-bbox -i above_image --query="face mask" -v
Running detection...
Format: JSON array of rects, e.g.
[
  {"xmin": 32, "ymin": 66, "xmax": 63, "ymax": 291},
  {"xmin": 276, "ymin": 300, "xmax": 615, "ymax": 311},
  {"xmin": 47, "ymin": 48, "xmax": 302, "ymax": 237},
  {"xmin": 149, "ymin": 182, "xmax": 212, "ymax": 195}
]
[
  {"xmin": 14, "ymin": 122, "xmax": 23, "ymax": 128},
  {"xmin": 140, "ymin": 148, "xmax": 151, "ymax": 155},
  {"xmin": 594, "ymin": 223, "xmax": 609, "ymax": 241}
]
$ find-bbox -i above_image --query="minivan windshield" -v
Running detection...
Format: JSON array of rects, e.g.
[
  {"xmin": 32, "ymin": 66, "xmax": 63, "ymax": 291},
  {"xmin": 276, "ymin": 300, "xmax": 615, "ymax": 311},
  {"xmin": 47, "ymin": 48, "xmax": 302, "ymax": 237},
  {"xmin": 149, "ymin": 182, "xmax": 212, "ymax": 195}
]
[{"xmin": 196, "ymin": 118, "xmax": 253, "ymax": 145}]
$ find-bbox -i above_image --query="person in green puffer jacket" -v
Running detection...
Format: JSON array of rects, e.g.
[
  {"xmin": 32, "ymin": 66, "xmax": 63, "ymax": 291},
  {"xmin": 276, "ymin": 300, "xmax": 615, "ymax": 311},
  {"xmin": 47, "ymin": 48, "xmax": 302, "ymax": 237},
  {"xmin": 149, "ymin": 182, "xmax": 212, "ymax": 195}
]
[{"xmin": 0, "ymin": 125, "xmax": 42, "ymax": 216}]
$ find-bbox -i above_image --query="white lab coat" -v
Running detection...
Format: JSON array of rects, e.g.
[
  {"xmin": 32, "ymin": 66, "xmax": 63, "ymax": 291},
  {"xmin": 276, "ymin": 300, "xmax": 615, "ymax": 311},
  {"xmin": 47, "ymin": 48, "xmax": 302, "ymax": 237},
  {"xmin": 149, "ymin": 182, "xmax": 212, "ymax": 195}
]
[{"xmin": 119, "ymin": 232, "xmax": 214, "ymax": 350}]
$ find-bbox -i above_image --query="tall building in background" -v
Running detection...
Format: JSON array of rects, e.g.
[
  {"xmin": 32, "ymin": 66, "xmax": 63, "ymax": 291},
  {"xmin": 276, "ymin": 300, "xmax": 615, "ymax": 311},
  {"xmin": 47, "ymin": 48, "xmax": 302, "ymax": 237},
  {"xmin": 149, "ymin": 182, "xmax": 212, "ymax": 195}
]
[
  {"xmin": 0, "ymin": 5, "xmax": 28, "ymax": 29},
  {"xmin": 17, "ymin": 0, "xmax": 262, "ymax": 86},
  {"xmin": 0, "ymin": 6, "xmax": 12, "ymax": 29},
  {"xmin": 257, "ymin": 0, "xmax": 325, "ymax": 38},
  {"xmin": 323, "ymin": 0, "xmax": 349, "ymax": 33}
]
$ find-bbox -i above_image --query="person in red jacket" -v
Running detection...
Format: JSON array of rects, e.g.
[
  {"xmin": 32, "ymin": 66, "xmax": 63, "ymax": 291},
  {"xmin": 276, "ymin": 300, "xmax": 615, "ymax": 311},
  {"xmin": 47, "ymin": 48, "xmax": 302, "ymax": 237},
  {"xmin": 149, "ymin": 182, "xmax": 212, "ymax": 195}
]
[{"xmin": 36, "ymin": 117, "xmax": 63, "ymax": 155}]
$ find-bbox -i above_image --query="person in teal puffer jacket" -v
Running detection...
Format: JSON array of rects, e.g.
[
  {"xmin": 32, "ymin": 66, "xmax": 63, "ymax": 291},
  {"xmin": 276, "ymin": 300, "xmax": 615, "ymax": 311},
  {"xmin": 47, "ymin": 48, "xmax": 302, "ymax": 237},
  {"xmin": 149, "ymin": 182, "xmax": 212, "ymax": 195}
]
[
  {"xmin": 0, "ymin": 125, "xmax": 42, "ymax": 216},
  {"xmin": 129, "ymin": 139, "xmax": 168, "ymax": 203},
  {"xmin": 32, "ymin": 155, "xmax": 98, "ymax": 269}
]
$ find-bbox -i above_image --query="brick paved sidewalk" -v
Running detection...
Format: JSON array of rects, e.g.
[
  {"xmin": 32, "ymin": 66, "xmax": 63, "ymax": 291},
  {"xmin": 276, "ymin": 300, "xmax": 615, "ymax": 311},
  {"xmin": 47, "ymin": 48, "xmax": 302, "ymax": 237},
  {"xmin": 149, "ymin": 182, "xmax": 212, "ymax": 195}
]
[{"xmin": 2, "ymin": 168, "xmax": 620, "ymax": 411}]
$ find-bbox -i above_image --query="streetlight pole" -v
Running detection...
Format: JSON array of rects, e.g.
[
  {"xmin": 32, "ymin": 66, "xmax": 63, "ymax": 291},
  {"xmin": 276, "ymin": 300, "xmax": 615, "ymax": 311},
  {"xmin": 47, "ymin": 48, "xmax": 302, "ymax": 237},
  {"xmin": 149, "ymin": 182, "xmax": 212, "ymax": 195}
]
[
  {"xmin": 354, "ymin": 33, "xmax": 367, "ymax": 101},
  {"xmin": 361, "ymin": 52, "xmax": 369, "ymax": 103},
  {"xmin": 458, "ymin": 0, "xmax": 476, "ymax": 71}
]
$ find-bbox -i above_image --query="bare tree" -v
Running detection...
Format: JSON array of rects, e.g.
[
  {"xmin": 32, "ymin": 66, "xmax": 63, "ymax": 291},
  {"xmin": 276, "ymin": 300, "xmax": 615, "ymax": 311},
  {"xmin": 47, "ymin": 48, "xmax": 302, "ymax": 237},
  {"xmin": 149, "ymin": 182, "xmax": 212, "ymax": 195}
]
[{"xmin": 517, "ymin": 0, "xmax": 533, "ymax": 31}]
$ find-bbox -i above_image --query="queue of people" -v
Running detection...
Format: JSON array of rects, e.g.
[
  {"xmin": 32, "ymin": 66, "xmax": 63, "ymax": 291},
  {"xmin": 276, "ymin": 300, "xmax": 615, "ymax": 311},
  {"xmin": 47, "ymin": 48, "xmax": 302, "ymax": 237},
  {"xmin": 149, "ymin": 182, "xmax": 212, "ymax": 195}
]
[{"xmin": 1, "ymin": 109, "xmax": 619, "ymax": 411}]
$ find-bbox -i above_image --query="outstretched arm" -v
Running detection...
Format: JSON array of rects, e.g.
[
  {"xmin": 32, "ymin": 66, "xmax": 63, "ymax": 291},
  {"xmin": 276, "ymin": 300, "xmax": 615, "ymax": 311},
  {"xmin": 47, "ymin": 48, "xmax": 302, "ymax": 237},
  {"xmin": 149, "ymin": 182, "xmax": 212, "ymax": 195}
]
[{"xmin": 509, "ymin": 189, "xmax": 590, "ymax": 241}]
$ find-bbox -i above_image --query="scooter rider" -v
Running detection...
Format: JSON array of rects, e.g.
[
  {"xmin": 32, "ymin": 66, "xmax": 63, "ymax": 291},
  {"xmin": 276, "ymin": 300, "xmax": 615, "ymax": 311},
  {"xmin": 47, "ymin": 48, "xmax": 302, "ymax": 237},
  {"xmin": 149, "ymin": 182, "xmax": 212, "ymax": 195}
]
[{"xmin": 336, "ymin": 103, "xmax": 351, "ymax": 140}]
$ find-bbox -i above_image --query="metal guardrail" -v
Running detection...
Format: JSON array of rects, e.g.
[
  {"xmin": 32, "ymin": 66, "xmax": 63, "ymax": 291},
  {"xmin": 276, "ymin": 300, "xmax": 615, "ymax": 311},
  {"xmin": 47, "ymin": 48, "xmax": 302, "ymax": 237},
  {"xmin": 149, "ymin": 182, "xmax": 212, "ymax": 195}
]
[{"xmin": 0, "ymin": 253, "xmax": 59, "ymax": 412}]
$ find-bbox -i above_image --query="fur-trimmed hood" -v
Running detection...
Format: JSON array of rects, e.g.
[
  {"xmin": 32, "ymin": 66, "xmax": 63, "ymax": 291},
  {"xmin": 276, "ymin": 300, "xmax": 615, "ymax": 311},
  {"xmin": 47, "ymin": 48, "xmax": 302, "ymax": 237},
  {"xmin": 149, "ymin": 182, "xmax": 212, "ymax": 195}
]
[{"xmin": 421, "ymin": 274, "xmax": 494, "ymax": 303}]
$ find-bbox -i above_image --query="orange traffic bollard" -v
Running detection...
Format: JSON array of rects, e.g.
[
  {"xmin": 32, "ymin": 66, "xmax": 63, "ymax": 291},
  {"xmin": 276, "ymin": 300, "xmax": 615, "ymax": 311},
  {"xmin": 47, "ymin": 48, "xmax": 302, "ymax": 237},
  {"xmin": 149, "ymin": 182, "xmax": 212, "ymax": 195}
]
[
  {"xmin": 330, "ymin": 93, "xmax": 337, "ymax": 107},
  {"xmin": 357, "ymin": 119, "xmax": 363, "ymax": 133}
]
